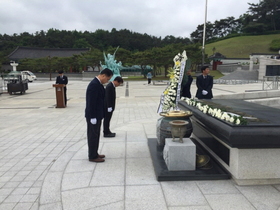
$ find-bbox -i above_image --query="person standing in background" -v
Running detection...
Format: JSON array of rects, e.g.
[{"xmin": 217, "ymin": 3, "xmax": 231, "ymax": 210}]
[
  {"xmin": 103, "ymin": 76, "xmax": 124, "ymax": 137},
  {"xmin": 147, "ymin": 71, "xmax": 152, "ymax": 85},
  {"xmin": 56, "ymin": 70, "xmax": 68, "ymax": 106},
  {"xmin": 195, "ymin": 66, "xmax": 213, "ymax": 99},
  {"xmin": 85, "ymin": 68, "xmax": 113, "ymax": 163}
]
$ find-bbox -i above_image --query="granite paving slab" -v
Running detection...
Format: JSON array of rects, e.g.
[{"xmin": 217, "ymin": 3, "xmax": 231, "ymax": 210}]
[{"xmin": 1, "ymin": 80, "xmax": 280, "ymax": 210}]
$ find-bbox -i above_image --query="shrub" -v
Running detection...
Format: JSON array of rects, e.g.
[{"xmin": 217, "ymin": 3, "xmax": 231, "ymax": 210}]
[{"xmin": 270, "ymin": 39, "xmax": 280, "ymax": 51}]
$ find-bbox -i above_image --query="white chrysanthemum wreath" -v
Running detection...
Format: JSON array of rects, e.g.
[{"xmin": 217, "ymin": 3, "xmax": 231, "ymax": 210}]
[
  {"xmin": 181, "ymin": 97, "xmax": 248, "ymax": 125},
  {"xmin": 162, "ymin": 51, "xmax": 187, "ymax": 112}
]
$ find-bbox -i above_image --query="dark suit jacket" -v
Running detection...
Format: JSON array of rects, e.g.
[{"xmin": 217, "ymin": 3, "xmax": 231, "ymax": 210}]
[
  {"xmin": 181, "ymin": 75, "xmax": 193, "ymax": 98},
  {"xmin": 56, "ymin": 75, "xmax": 68, "ymax": 87},
  {"xmin": 195, "ymin": 74, "xmax": 213, "ymax": 99},
  {"xmin": 105, "ymin": 82, "xmax": 116, "ymax": 111},
  {"xmin": 85, "ymin": 77, "xmax": 105, "ymax": 120}
]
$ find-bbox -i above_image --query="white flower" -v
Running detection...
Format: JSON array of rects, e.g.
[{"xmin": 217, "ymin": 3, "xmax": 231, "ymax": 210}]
[
  {"xmin": 184, "ymin": 98, "xmax": 247, "ymax": 125},
  {"xmin": 212, "ymin": 109, "xmax": 217, "ymax": 117},
  {"xmin": 215, "ymin": 109, "xmax": 222, "ymax": 118},
  {"xmin": 236, "ymin": 119, "xmax": 241, "ymax": 125},
  {"xmin": 225, "ymin": 114, "xmax": 231, "ymax": 122},
  {"xmin": 203, "ymin": 106, "xmax": 208, "ymax": 114},
  {"xmin": 221, "ymin": 113, "xmax": 227, "ymax": 120}
]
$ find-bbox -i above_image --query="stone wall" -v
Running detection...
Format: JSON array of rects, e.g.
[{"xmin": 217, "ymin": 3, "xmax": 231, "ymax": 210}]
[{"xmin": 258, "ymin": 56, "xmax": 280, "ymax": 80}]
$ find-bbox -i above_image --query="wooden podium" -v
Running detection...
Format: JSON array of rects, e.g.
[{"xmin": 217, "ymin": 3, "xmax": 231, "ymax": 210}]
[{"xmin": 53, "ymin": 84, "xmax": 66, "ymax": 108}]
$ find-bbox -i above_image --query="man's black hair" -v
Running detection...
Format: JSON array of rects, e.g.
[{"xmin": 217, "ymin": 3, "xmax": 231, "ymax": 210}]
[
  {"xmin": 201, "ymin": 66, "xmax": 209, "ymax": 72},
  {"xmin": 100, "ymin": 68, "xmax": 113, "ymax": 77},
  {"xmin": 114, "ymin": 76, "xmax": 124, "ymax": 83}
]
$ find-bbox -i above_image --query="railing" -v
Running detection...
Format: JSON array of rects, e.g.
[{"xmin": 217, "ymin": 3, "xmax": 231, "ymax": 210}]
[
  {"xmin": 0, "ymin": 78, "xmax": 3, "ymax": 93},
  {"xmin": 214, "ymin": 79, "xmax": 259, "ymax": 85},
  {"xmin": 262, "ymin": 76, "xmax": 280, "ymax": 90}
]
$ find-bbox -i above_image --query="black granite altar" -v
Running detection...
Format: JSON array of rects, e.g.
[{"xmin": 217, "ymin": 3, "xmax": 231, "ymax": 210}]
[
  {"xmin": 148, "ymin": 138, "xmax": 230, "ymax": 181},
  {"xmin": 178, "ymin": 99, "xmax": 280, "ymax": 149}
]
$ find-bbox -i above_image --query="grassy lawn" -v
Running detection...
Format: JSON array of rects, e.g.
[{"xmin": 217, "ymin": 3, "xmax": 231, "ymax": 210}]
[
  {"xmin": 205, "ymin": 34, "xmax": 280, "ymax": 58},
  {"xmin": 206, "ymin": 70, "xmax": 224, "ymax": 79}
]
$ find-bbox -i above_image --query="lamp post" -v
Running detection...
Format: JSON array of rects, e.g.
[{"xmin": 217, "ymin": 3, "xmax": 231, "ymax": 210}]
[
  {"xmin": 202, "ymin": 0, "xmax": 208, "ymax": 66},
  {"xmin": 48, "ymin": 56, "xmax": 52, "ymax": 81}
]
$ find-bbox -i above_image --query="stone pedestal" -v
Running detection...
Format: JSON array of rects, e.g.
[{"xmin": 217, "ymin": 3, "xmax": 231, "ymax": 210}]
[{"xmin": 163, "ymin": 138, "xmax": 196, "ymax": 171}]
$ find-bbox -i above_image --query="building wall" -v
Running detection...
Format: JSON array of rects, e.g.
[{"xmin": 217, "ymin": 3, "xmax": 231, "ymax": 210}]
[
  {"xmin": 217, "ymin": 59, "xmax": 250, "ymax": 65},
  {"xmin": 258, "ymin": 56, "xmax": 280, "ymax": 80}
]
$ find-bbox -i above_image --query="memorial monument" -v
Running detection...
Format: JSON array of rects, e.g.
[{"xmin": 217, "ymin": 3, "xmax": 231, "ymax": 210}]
[
  {"xmin": 100, "ymin": 46, "xmax": 123, "ymax": 80},
  {"xmin": 149, "ymin": 51, "xmax": 230, "ymax": 181}
]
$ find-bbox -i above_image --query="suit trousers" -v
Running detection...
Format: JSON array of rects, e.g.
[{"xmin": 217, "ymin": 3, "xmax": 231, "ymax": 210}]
[
  {"xmin": 64, "ymin": 87, "xmax": 67, "ymax": 105},
  {"xmin": 103, "ymin": 111, "xmax": 113, "ymax": 134},
  {"xmin": 87, "ymin": 118, "xmax": 101, "ymax": 159}
]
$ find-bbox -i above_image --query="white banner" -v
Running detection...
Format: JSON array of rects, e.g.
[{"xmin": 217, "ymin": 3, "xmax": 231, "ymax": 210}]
[
  {"xmin": 175, "ymin": 60, "xmax": 186, "ymax": 110},
  {"xmin": 157, "ymin": 93, "xmax": 165, "ymax": 113}
]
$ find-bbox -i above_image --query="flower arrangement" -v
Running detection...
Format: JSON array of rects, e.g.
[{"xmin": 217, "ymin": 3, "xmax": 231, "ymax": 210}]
[
  {"xmin": 161, "ymin": 51, "xmax": 187, "ymax": 112},
  {"xmin": 181, "ymin": 97, "xmax": 248, "ymax": 125},
  {"xmin": 162, "ymin": 64, "xmax": 180, "ymax": 111}
]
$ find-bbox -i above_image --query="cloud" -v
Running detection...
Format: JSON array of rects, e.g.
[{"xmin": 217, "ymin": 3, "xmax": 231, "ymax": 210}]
[{"xmin": 0, "ymin": 0, "xmax": 260, "ymax": 38}]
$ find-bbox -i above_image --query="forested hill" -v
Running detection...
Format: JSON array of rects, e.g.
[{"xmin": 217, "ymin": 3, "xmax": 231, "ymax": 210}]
[{"xmin": 0, "ymin": 28, "xmax": 192, "ymax": 56}]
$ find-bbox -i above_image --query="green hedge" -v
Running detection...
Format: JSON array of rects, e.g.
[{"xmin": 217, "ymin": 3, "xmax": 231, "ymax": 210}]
[{"xmin": 270, "ymin": 39, "xmax": 280, "ymax": 51}]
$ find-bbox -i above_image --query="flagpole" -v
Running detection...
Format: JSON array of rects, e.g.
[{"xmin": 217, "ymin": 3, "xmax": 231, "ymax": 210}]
[{"xmin": 202, "ymin": 0, "xmax": 208, "ymax": 66}]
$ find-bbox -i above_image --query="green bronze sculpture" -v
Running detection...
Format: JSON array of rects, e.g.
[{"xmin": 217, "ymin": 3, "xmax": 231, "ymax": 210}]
[{"xmin": 100, "ymin": 46, "xmax": 123, "ymax": 80}]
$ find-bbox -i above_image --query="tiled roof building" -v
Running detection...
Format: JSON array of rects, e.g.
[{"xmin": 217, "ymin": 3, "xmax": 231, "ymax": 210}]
[{"xmin": 7, "ymin": 46, "xmax": 90, "ymax": 61}]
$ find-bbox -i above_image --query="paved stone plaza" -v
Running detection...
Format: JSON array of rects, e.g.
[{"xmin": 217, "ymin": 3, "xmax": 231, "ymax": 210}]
[{"xmin": 0, "ymin": 79, "xmax": 280, "ymax": 210}]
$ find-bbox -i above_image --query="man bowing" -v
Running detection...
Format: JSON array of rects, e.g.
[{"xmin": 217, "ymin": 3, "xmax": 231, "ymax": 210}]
[{"xmin": 103, "ymin": 76, "xmax": 124, "ymax": 137}]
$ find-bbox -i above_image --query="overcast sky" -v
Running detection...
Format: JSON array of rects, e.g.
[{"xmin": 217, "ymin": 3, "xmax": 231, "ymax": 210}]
[{"xmin": 0, "ymin": 0, "xmax": 260, "ymax": 38}]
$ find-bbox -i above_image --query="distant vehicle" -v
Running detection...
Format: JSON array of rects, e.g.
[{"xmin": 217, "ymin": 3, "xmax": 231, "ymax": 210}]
[
  {"xmin": 21, "ymin": 71, "xmax": 37, "ymax": 82},
  {"xmin": 4, "ymin": 71, "xmax": 37, "ymax": 82}
]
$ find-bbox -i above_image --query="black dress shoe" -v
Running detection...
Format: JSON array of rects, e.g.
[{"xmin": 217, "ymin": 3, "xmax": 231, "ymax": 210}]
[{"xmin": 104, "ymin": 133, "xmax": 116, "ymax": 137}]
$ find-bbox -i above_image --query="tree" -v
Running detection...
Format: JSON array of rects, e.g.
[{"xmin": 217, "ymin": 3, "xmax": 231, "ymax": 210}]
[
  {"xmin": 243, "ymin": 0, "xmax": 280, "ymax": 33},
  {"xmin": 73, "ymin": 38, "xmax": 91, "ymax": 48},
  {"xmin": 213, "ymin": 17, "xmax": 240, "ymax": 37},
  {"xmin": 132, "ymin": 50, "xmax": 154, "ymax": 78},
  {"xmin": 190, "ymin": 22, "xmax": 214, "ymax": 43},
  {"xmin": 81, "ymin": 48, "xmax": 103, "ymax": 71},
  {"xmin": 0, "ymin": 27, "xmax": 204, "ymax": 76}
]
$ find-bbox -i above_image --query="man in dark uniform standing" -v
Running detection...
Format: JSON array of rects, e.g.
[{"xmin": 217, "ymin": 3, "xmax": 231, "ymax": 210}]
[
  {"xmin": 56, "ymin": 70, "xmax": 68, "ymax": 106},
  {"xmin": 181, "ymin": 70, "xmax": 193, "ymax": 98},
  {"xmin": 195, "ymin": 66, "xmax": 213, "ymax": 99},
  {"xmin": 103, "ymin": 76, "xmax": 123, "ymax": 137},
  {"xmin": 85, "ymin": 68, "xmax": 113, "ymax": 163}
]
